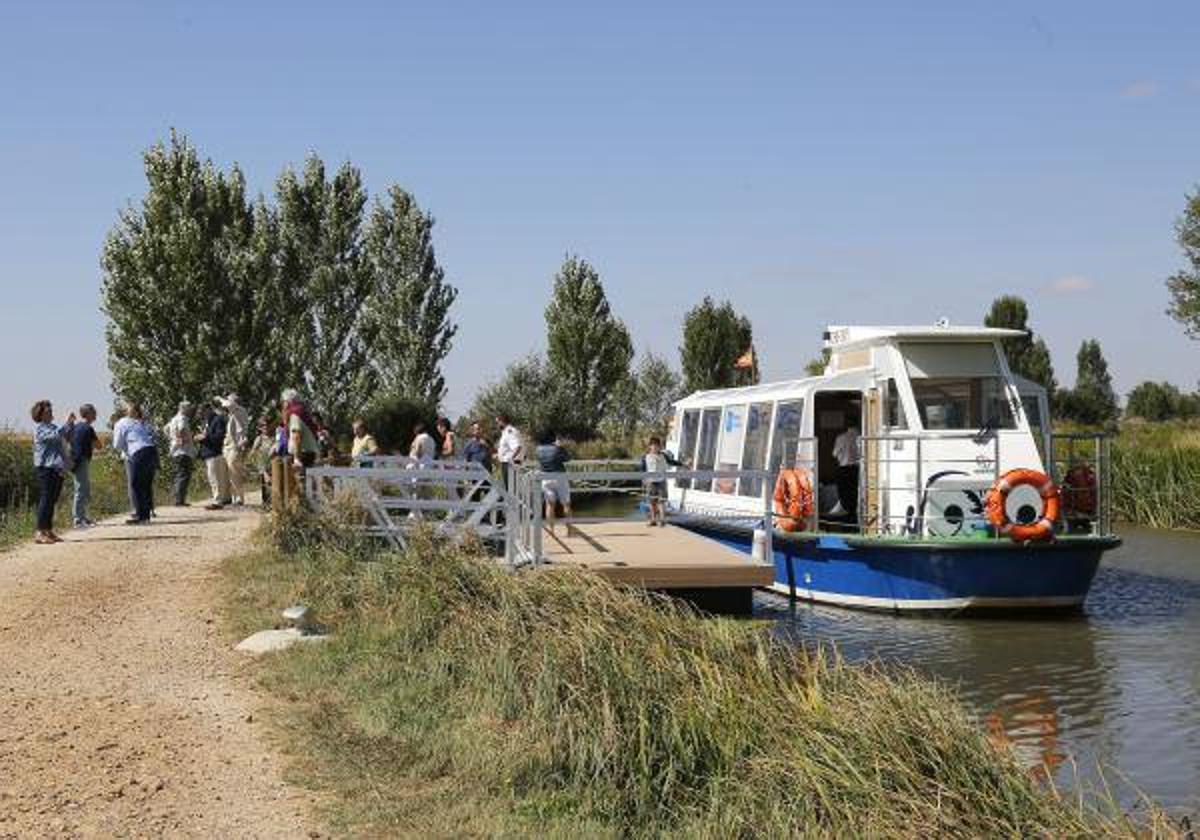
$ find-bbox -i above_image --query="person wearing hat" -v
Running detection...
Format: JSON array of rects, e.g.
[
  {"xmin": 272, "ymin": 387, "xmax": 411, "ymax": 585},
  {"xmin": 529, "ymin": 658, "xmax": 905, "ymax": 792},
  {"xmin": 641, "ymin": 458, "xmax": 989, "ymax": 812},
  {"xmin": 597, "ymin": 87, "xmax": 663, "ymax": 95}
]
[
  {"xmin": 219, "ymin": 393, "xmax": 250, "ymax": 506},
  {"xmin": 163, "ymin": 401, "xmax": 197, "ymax": 506}
]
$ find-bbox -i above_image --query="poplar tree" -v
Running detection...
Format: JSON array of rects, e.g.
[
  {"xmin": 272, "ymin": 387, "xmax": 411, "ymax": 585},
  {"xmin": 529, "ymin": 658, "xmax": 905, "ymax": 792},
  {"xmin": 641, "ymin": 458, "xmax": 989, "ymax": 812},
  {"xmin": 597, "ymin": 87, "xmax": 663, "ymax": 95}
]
[
  {"xmin": 544, "ymin": 255, "xmax": 633, "ymax": 438},
  {"xmin": 363, "ymin": 186, "xmax": 458, "ymax": 406},
  {"xmin": 101, "ymin": 132, "xmax": 267, "ymax": 419},
  {"xmin": 275, "ymin": 157, "xmax": 375, "ymax": 429},
  {"xmin": 1057, "ymin": 339, "xmax": 1119, "ymax": 426},
  {"xmin": 983, "ymin": 295, "xmax": 1057, "ymax": 395},
  {"xmin": 680, "ymin": 296, "xmax": 757, "ymax": 393}
]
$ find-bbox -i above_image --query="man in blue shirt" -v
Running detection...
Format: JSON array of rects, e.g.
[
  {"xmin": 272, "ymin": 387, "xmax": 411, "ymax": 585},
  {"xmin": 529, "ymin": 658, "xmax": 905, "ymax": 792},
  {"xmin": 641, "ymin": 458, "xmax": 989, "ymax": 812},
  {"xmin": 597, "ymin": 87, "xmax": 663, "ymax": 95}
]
[{"xmin": 112, "ymin": 402, "xmax": 159, "ymax": 524}]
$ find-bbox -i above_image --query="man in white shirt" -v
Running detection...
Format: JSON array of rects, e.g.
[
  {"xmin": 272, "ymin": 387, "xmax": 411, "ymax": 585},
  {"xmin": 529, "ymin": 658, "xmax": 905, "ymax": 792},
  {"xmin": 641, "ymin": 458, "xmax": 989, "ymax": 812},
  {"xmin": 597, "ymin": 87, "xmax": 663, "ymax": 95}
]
[
  {"xmin": 219, "ymin": 394, "xmax": 250, "ymax": 506},
  {"xmin": 832, "ymin": 422, "xmax": 860, "ymax": 523},
  {"xmin": 409, "ymin": 422, "xmax": 437, "ymax": 462},
  {"xmin": 163, "ymin": 401, "xmax": 197, "ymax": 506},
  {"xmin": 494, "ymin": 413, "xmax": 523, "ymax": 489}
]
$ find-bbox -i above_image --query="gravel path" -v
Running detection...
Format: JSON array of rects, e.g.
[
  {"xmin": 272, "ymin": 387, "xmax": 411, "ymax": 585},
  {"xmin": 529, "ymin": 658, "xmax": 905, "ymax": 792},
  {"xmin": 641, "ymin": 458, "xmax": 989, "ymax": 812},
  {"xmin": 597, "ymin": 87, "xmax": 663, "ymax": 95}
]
[{"xmin": 0, "ymin": 503, "xmax": 317, "ymax": 838}]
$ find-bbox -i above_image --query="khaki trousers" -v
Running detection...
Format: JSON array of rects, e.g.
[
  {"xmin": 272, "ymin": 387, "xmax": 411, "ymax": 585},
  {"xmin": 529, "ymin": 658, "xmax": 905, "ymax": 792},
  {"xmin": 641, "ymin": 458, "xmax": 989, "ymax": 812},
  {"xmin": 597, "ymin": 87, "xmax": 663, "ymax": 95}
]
[
  {"xmin": 224, "ymin": 445, "xmax": 245, "ymax": 503},
  {"xmin": 206, "ymin": 455, "xmax": 231, "ymax": 504}
]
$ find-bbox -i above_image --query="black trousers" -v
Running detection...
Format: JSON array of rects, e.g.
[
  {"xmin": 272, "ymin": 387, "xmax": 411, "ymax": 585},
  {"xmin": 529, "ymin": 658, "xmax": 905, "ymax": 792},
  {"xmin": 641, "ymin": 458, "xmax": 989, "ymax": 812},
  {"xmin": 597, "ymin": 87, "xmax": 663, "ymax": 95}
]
[
  {"xmin": 172, "ymin": 455, "xmax": 193, "ymax": 505},
  {"xmin": 128, "ymin": 446, "xmax": 159, "ymax": 521},
  {"xmin": 835, "ymin": 464, "xmax": 859, "ymax": 523},
  {"xmin": 35, "ymin": 466, "xmax": 63, "ymax": 531}
]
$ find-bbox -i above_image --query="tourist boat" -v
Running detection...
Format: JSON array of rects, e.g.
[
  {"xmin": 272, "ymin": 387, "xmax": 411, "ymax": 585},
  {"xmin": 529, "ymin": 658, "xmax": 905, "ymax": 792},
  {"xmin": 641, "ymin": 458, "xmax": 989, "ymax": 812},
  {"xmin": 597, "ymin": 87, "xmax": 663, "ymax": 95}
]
[{"xmin": 664, "ymin": 323, "xmax": 1120, "ymax": 612}]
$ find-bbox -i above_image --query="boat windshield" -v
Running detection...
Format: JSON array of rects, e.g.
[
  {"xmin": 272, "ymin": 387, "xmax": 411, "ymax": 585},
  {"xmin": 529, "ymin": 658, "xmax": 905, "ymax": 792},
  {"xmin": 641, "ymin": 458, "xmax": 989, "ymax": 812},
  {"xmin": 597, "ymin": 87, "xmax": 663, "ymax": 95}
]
[{"xmin": 911, "ymin": 376, "xmax": 1016, "ymax": 430}]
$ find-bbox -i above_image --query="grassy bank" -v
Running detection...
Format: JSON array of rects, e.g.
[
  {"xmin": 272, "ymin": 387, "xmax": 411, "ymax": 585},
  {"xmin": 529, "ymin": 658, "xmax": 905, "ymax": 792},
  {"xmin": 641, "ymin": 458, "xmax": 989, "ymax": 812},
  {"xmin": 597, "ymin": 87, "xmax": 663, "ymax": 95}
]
[
  {"xmin": 1110, "ymin": 422, "xmax": 1200, "ymax": 531},
  {"xmin": 223, "ymin": 515, "xmax": 1171, "ymax": 837}
]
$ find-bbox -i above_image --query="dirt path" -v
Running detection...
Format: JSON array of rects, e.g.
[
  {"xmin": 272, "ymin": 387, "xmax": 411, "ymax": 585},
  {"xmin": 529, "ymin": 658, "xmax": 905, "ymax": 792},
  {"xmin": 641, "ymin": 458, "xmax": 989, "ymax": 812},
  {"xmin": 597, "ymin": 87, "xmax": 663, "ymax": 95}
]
[{"xmin": 0, "ymin": 504, "xmax": 317, "ymax": 839}]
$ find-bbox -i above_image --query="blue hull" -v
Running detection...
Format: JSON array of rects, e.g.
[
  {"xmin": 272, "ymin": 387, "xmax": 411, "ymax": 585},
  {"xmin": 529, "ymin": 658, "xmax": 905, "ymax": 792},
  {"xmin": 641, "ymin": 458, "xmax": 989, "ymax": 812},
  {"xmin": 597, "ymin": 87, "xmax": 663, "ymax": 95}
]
[{"xmin": 674, "ymin": 518, "xmax": 1118, "ymax": 612}]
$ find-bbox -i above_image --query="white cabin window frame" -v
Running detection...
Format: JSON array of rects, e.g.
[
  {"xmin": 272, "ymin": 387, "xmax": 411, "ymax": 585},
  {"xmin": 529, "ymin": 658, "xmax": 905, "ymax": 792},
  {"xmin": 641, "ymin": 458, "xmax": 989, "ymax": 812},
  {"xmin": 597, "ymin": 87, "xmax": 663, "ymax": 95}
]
[{"xmin": 715, "ymin": 404, "xmax": 748, "ymax": 495}]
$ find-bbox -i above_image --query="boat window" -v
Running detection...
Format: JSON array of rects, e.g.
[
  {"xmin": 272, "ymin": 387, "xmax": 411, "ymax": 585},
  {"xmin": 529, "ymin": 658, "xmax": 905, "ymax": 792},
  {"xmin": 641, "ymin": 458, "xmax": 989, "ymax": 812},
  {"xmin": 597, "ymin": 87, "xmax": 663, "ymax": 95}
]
[
  {"xmin": 693, "ymin": 408, "xmax": 722, "ymax": 491},
  {"xmin": 911, "ymin": 378, "xmax": 1016, "ymax": 430},
  {"xmin": 675, "ymin": 409, "xmax": 700, "ymax": 489},
  {"xmin": 715, "ymin": 405, "xmax": 746, "ymax": 494},
  {"xmin": 738, "ymin": 402, "xmax": 773, "ymax": 497},
  {"xmin": 768, "ymin": 400, "xmax": 805, "ymax": 473},
  {"xmin": 884, "ymin": 378, "xmax": 908, "ymax": 429},
  {"xmin": 1021, "ymin": 395, "xmax": 1048, "ymax": 460},
  {"xmin": 901, "ymin": 342, "xmax": 1002, "ymax": 378}
]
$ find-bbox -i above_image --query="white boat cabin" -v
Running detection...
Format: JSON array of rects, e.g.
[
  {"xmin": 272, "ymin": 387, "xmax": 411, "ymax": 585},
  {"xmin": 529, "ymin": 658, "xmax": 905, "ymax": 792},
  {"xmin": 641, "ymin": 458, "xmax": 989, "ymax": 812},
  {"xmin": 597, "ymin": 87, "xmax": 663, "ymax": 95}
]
[{"xmin": 665, "ymin": 324, "xmax": 1053, "ymax": 537}]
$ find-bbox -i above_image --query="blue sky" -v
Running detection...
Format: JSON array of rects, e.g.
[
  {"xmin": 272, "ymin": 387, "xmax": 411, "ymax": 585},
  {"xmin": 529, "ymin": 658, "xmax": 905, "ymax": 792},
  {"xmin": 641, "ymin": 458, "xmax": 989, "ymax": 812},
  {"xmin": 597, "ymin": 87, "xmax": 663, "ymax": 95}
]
[{"xmin": 1, "ymin": 1, "xmax": 1198, "ymax": 427}]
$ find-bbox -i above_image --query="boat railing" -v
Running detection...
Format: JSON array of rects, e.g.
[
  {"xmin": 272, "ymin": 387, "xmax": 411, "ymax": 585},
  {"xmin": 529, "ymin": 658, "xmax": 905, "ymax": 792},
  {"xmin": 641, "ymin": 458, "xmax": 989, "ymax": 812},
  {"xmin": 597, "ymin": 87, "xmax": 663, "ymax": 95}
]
[
  {"xmin": 855, "ymin": 431, "xmax": 1113, "ymax": 539},
  {"xmin": 1047, "ymin": 432, "xmax": 1112, "ymax": 538}
]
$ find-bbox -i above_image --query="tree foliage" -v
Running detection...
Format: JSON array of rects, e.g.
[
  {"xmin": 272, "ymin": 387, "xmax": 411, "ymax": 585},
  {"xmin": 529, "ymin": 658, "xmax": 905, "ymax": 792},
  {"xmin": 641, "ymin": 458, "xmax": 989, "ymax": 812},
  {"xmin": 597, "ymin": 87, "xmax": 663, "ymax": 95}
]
[
  {"xmin": 101, "ymin": 132, "xmax": 273, "ymax": 419},
  {"xmin": 1125, "ymin": 381, "xmax": 1200, "ymax": 421},
  {"xmin": 364, "ymin": 186, "xmax": 458, "ymax": 406},
  {"xmin": 600, "ymin": 352, "xmax": 683, "ymax": 442},
  {"xmin": 275, "ymin": 157, "xmax": 375, "ymax": 429},
  {"xmin": 1166, "ymin": 187, "xmax": 1200, "ymax": 339},
  {"xmin": 544, "ymin": 255, "xmax": 633, "ymax": 438},
  {"xmin": 1056, "ymin": 339, "xmax": 1119, "ymax": 426},
  {"xmin": 983, "ymin": 295, "xmax": 1057, "ymax": 394},
  {"xmin": 468, "ymin": 354, "xmax": 575, "ymax": 442},
  {"xmin": 680, "ymin": 297, "xmax": 757, "ymax": 393},
  {"xmin": 101, "ymin": 133, "xmax": 456, "ymax": 430}
]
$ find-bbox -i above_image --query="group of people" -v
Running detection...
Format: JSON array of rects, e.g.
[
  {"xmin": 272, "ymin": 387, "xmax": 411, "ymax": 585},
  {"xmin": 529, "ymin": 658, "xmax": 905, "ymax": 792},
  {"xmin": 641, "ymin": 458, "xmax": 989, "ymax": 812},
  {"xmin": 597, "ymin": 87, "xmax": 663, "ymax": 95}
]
[
  {"xmin": 29, "ymin": 390, "xmax": 680, "ymax": 545},
  {"xmin": 30, "ymin": 398, "xmax": 163, "ymax": 543}
]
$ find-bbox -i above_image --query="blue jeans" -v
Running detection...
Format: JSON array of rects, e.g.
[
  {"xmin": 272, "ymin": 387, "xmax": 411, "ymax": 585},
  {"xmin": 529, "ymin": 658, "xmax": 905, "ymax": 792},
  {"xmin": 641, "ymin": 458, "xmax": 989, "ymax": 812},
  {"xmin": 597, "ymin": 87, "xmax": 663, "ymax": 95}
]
[{"xmin": 72, "ymin": 458, "xmax": 92, "ymax": 524}]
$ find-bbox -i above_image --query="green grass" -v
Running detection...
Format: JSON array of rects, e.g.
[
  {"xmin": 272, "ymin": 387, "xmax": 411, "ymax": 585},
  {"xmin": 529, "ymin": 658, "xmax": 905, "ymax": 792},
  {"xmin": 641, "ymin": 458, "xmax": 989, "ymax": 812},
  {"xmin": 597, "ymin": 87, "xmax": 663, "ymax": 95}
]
[
  {"xmin": 1110, "ymin": 422, "xmax": 1200, "ymax": 531},
  {"xmin": 222, "ymin": 512, "xmax": 1177, "ymax": 838}
]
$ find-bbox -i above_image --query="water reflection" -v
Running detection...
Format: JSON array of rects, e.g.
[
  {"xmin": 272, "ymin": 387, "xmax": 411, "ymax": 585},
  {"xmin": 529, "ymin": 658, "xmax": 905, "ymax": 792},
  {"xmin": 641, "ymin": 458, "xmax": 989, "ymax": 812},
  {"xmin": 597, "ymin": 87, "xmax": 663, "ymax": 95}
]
[{"xmin": 759, "ymin": 528, "xmax": 1200, "ymax": 811}]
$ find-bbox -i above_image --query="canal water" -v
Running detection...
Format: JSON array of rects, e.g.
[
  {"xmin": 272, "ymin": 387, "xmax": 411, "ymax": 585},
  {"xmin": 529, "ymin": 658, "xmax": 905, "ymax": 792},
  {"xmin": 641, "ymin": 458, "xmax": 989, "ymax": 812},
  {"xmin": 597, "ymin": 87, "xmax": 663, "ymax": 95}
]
[{"xmin": 758, "ymin": 527, "xmax": 1200, "ymax": 811}]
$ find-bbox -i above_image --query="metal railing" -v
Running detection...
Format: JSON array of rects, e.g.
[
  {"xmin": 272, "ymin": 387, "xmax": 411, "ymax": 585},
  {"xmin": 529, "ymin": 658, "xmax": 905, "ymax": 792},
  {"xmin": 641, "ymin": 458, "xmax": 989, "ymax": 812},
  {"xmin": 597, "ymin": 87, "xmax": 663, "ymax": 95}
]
[
  {"xmin": 305, "ymin": 459, "xmax": 504, "ymax": 548},
  {"xmin": 855, "ymin": 431, "xmax": 1113, "ymax": 539},
  {"xmin": 1047, "ymin": 432, "xmax": 1112, "ymax": 537}
]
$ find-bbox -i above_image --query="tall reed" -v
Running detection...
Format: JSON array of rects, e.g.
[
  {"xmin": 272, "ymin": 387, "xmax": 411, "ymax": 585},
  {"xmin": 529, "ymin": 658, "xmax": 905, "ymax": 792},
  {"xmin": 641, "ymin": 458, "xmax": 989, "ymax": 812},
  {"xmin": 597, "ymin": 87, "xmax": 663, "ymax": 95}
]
[{"xmin": 1110, "ymin": 423, "xmax": 1200, "ymax": 531}]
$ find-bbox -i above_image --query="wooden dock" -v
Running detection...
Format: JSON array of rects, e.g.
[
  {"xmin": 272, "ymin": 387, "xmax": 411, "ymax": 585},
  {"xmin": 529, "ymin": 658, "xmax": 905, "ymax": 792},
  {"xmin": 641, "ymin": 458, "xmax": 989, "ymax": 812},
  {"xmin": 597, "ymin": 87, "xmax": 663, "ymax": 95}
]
[{"xmin": 539, "ymin": 520, "xmax": 773, "ymax": 589}]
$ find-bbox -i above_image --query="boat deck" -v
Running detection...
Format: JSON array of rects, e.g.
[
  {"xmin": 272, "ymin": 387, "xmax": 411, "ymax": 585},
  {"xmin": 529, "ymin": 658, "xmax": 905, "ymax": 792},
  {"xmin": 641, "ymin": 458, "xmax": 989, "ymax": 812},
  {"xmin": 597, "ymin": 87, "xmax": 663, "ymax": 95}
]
[{"xmin": 539, "ymin": 520, "xmax": 773, "ymax": 589}]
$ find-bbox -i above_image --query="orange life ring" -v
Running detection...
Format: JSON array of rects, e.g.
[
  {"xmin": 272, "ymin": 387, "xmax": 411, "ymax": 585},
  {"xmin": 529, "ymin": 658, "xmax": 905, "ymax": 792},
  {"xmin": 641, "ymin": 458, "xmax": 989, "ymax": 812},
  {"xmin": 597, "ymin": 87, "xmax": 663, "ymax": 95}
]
[
  {"xmin": 986, "ymin": 468, "xmax": 1060, "ymax": 542},
  {"xmin": 773, "ymin": 468, "xmax": 814, "ymax": 532}
]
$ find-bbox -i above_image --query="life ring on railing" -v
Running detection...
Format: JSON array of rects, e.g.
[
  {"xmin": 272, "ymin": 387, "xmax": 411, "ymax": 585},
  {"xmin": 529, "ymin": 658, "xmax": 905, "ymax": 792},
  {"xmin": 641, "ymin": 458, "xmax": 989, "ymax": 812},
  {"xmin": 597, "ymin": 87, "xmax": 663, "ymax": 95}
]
[
  {"xmin": 1061, "ymin": 464, "xmax": 1098, "ymax": 519},
  {"xmin": 986, "ymin": 469, "xmax": 1060, "ymax": 543},
  {"xmin": 773, "ymin": 468, "xmax": 814, "ymax": 533}
]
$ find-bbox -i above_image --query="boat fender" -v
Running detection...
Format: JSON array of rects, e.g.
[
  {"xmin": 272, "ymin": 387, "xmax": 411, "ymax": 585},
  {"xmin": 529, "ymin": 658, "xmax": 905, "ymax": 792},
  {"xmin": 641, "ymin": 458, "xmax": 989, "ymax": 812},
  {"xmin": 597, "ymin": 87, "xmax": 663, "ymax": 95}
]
[
  {"xmin": 773, "ymin": 468, "xmax": 814, "ymax": 533},
  {"xmin": 985, "ymin": 469, "xmax": 1060, "ymax": 543}
]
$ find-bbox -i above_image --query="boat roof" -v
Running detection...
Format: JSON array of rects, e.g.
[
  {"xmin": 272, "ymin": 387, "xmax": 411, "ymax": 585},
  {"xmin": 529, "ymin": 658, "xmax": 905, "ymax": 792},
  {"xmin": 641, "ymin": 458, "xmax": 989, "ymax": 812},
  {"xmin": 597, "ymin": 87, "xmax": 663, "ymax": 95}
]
[
  {"xmin": 676, "ymin": 376, "xmax": 823, "ymax": 408},
  {"xmin": 674, "ymin": 323, "xmax": 1036, "ymax": 409},
  {"xmin": 825, "ymin": 323, "xmax": 1024, "ymax": 350}
]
